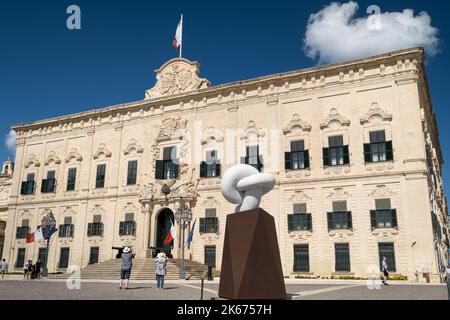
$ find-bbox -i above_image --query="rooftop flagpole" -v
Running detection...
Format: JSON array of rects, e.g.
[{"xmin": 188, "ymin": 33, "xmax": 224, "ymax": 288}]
[{"xmin": 180, "ymin": 14, "xmax": 183, "ymax": 58}]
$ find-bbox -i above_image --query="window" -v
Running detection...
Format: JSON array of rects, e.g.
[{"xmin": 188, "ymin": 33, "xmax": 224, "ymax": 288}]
[
  {"xmin": 323, "ymin": 136, "xmax": 349, "ymax": 167},
  {"xmin": 67, "ymin": 168, "xmax": 77, "ymax": 191},
  {"xmin": 87, "ymin": 215, "xmax": 104, "ymax": 237},
  {"xmin": 119, "ymin": 214, "xmax": 136, "ymax": 236},
  {"xmin": 16, "ymin": 219, "xmax": 30, "ymax": 239},
  {"xmin": 127, "ymin": 161, "xmax": 138, "ymax": 186},
  {"xmin": 89, "ymin": 247, "xmax": 100, "ymax": 265},
  {"xmin": 378, "ymin": 243, "xmax": 396, "ymax": 272},
  {"xmin": 38, "ymin": 248, "xmax": 47, "ymax": 264},
  {"xmin": 327, "ymin": 201, "xmax": 352, "ymax": 231},
  {"xmin": 370, "ymin": 199, "xmax": 398, "ymax": 230},
  {"xmin": 58, "ymin": 248, "xmax": 70, "ymax": 269},
  {"xmin": 364, "ymin": 131, "xmax": 393, "ymax": 163},
  {"xmin": 15, "ymin": 248, "xmax": 26, "ymax": 268},
  {"xmin": 96, "ymin": 164, "xmax": 106, "ymax": 189},
  {"xmin": 335, "ymin": 243, "xmax": 350, "ymax": 272},
  {"xmin": 241, "ymin": 146, "xmax": 263, "ymax": 172},
  {"xmin": 285, "ymin": 141, "xmax": 310, "ymax": 171},
  {"xmin": 200, "ymin": 209, "xmax": 219, "ymax": 234},
  {"xmin": 288, "ymin": 204, "xmax": 312, "ymax": 232},
  {"xmin": 293, "ymin": 244, "xmax": 310, "ymax": 272},
  {"xmin": 200, "ymin": 150, "xmax": 221, "ymax": 178},
  {"xmin": 41, "ymin": 171, "xmax": 56, "ymax": 193},
  {"xmin": 155, "ymin": 147, "xmax": 179, "ymax": 180},
  {"xmin": 59, "ymin": 217, "xmax": 74, "ymax": 238},
  {"xmin": 204, "ymin": 246, "xmax": 216, "ymax": 268},
  {"xmin": 20, "ymin": 173, "xmax": 35, "ymax": 195}
]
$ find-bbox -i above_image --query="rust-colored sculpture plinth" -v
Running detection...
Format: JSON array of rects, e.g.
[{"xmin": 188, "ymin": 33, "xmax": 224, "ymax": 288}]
[{"xmin": 218, "ymin": 208, "xmax": 287, "ymax": 300}]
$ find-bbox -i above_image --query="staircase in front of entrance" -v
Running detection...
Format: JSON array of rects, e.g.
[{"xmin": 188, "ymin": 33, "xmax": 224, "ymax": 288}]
[{"xmin": 50, "ymin": 258, "xmax": 220, "ymax": 280}]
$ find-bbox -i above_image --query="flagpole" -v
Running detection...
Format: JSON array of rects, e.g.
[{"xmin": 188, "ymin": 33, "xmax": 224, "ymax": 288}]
[{"xmin": 180, "ymin": 14, "xmax": 183, "ymax": 58}]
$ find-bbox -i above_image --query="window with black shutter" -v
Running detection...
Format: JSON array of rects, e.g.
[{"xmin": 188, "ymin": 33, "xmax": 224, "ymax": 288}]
[
  {"xmin": 38, "ymin": 248, "xmax": 47, "ymax": 265},
  {"xmin": 58, "ymin": 248, "xmax": 70, "ymax": 269},
  {"xmin": 323, "ymin": 136, "xmax": 349, "ymax": 167},
  {"xmin": 16, "ymin": 220, "xmax": 30, "ymax": 239},
  {"xmin": 87, "ymin": 215, "xmax": 103, "ymax": 237},
  {"xmin": 201, "ymin": 150, "xmax": 221, "ymax": 178},
  {"xmin": 96, "ymin": 164, "xmax": 106, "ymax": 189},
  {"xmin": 286, "ymin": 141, "xmax": 310, "ymax": 171},
  {"xmin": 59, "ymin": 217, "xmax": 74, "ymax": 238},
  {"xmin": 327, "ymin": 201, "xmax": 352, "ymax": 231},
  {"xmin": 293, "ymin": 244, "xmax": 310, "ymax": 272},
  {"xmin": 364, "ymin": 131, "xmax": 394, "ymax": 163},
  {"xmin": 15, "ymin": 248, "xmax": 26, "ymax": 268},
  {"xmin": 200, "ymin": 209, "xmax": 219, "ymax": 234},
  {"xmin": 378, "ymin": 243, "xmax": 396, "ymax": 272},
  {"xmin": 67, "ymin": 168, "xmax": 77, "ymax": 191},
  {"xmin": 156, "ymin": 147, "xmax": 178, "ymax": 180},
  {"xmin": 288, "ymin": 204, "xmax": 312, "ymax": 232},
  {"xmin": 204, "ymin": 246, "xmax": 216, "ymax": 268},
  {"xmin": 127, "ymin": 161, "xmax": 138, "ymax": 186},
  {"xmin": 370, "ymin": 199, "xmax": 398, "ymax": 230},
  {"xmin": 119, "ymin": 214, "xmax": 136, "ymax": 236},
  {"xmin": 41, "ymin": 171, "xmax": 56, "ymax": 193},
  {"xmin": 335, "ymin": 243, "xmax": 351, "ymax": 272},
  {"xmin": 242, "ymin": 146, "xmax": 263, "ymax": 172},
  {"xmin": 21, "ymin": 173, "xmax": 35, "ymax": 195}
]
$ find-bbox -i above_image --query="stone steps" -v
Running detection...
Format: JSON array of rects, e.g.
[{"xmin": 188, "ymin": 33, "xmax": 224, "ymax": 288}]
[{"xmin": 50, "ymin": 258, "xmax": 218, "ymax": 280}]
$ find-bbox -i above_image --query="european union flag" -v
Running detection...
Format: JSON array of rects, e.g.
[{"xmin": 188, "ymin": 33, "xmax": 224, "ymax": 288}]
[
  {"xmin": 187, "ymin": 219, "xmax": 196, "ymax": 250},
  {"xmin": 45, "ymin": 227, "xmax": 58, "ymax": 240}
]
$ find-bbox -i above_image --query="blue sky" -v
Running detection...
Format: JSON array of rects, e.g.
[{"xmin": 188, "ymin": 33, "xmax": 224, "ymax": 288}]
[{"xmin": 1, "ymin": 0, "xmax": 449, "ymax": 193}]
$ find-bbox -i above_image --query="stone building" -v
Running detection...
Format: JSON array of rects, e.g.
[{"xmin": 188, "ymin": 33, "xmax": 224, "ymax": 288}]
[
  {"xmin": 2, "ymin": 47, "xmax": 448, "ymax": 281},
  {"xmin": 0, "ymin": 161, "xmax": 14, "ymax": 258}
]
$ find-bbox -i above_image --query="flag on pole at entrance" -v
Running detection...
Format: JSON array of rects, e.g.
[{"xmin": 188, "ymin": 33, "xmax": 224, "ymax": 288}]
[
  {"xmin": 187, "ymin": 219, "xmax": 196, "ymax": 250},
  {"xmin": 45, "ymin": 226, "xmax": 58, "ymax": 240},
  {"xmin": 163, "ymin": 220, "xmax": 177, "ymax": 245},
  {"xmin": 26, "ymin": 227, "xmax": 45, "ymax": 244},
  {"xmin": 172, "ymin": 15, "xmax": 183, "ymax": 54}
]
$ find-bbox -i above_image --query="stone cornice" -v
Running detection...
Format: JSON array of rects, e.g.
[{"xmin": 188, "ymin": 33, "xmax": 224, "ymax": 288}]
[{"xmin": 11, "ymin": 48, "xmax": 425, "ymax": 135}]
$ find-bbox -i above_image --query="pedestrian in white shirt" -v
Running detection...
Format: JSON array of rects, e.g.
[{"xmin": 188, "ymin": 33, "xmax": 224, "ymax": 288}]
[
  {"xmin": 381, "ymin": 257, "xmax": 390, "ymax": 286},
  {"xmin": 0, "ymin": 259, "xmax": 8, "ymax": 279}
]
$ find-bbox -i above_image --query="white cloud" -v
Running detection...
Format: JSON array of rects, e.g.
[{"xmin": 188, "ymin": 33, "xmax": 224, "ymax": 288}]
[
  {"xmin": 303, "ymin": 1, "xmax": 440, "ymax": 64},
  {"xmin": 5, "ymin": 130, "xmax": 16, "ymax": 155}
]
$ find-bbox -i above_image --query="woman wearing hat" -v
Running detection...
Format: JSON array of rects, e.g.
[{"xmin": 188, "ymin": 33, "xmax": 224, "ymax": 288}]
[
  {"xmin": 155, "ymin": 252, "xmax": 168, "ymax": 290},
  {"xmin": 119, "ymin": 246, "xmax": 135, "ymax": 289}
]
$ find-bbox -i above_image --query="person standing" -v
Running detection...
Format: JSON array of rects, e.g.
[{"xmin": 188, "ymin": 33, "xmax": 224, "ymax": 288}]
[
  {"xmin": 35, "ymin": 260, "xmax": 42, "ymax": 279},
  {"xmin": 1, "ymin": 259, "xmax": 8, "ymax": 279},
  {"xmin": 155, "ymin": 252, "xmax": 168, "ymax": 290},
  {"xmin": 381, "ymin": 256, "xmax": 390, "ymax": 286},
  {"xmin": 23, "ymin": 260, "xmax": 32, "ymax": 280},
  {"xmin": 119, "ymin": 247, "xmax": 135, "ymax": 290}
]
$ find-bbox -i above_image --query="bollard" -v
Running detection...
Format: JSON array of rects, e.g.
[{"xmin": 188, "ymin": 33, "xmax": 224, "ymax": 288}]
[{"xmin": 200, "ymin": 270, "xmax": 208, "ymax": 300}]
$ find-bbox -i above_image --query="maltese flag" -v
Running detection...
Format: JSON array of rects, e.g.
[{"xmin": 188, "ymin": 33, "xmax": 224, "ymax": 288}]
[
  {"xmin": 163, "ymin": 221, "xmax": 177, "ymax": 245},
  {"xmin": 172, "ymin": 15, "xmax": 183, "ymax": 53}
]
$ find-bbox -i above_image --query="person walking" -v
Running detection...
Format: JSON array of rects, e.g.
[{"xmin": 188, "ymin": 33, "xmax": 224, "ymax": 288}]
[
  {"xmin": 155, "ymin": 252, "xmax": 168, "ymax": 290},
  {"xmin": 1, "ymin": 259, "xmax": 8, "ymax": 279},
  {"xmin": 119, "ymin": 246, "xmax": 135, "ymax": 290},
  {"xmin": 381, "ymin": 256, "xmax": 390, "ymax": 286},
  {"xmin": 35, "ymin": 260, "xmax": 42, "ymax": 279}
]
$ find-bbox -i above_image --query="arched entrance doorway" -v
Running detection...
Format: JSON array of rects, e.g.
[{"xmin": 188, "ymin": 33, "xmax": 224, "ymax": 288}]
[{"xmin": 155, "ymin": 209, "xmax": 175, "ymax": 258}]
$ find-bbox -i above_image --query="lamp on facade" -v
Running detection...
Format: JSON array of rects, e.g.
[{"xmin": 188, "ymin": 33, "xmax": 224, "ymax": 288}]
[
  {"xmin": 175, "ymin": 198, "xmax": 192, "ymax": 280},
  {"xmin": 41, "ymin": 211, "xmax": 56, "ymax": 278}
]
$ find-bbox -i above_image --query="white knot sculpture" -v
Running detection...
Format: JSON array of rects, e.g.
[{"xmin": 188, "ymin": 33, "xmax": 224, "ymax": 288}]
[{"xmin": 221, "ymin": 164, "xmax": 276, "ymax": 213}]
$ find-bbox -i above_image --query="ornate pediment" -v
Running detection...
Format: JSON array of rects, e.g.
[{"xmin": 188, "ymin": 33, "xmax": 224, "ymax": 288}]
[
  {"xmin": 283, "ymin": 114, "xmax": 312, "ymax": 135},
  {"xmin": 287, "ymin": 191, "xmax": 312, "ymax": 203},
  {"xmin": 25, "ymin": 154, "xmax": 41, "ymax": 169},
  {"xmin": 45, "ymin": 151, "xmax": 61, "ymax": 166},
  {"xmin": 360, "ymin": 102, "xmax": 393, "ymax": 124},
  {"xmin": 320, "ymin": 108, "xmax": 350, "ymax": 130},
  {"xmin": 326, "ymin": 188, "xmax": 351, "ymax": 199},
  {"xmin": 123, "ymin": 139, "xmax": 144, "ymax": 156},
  {"xmin": 65, "ymin": 148, "xmax": 83, "ymax": 163},
  {"xmin": 240, "ymin": 121, "xmax": 266, "ymax": 141},
  {"xmin": 93, "ymin": 144, "xmax": 112, "ymax": 160},
  {"xmin": 145, "ymin": 58, "xmax": 210, "ymax": 99}
]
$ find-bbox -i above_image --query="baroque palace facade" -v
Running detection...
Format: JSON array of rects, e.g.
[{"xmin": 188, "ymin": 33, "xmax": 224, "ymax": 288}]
[{"xmin": 2, "ymin": 47, "xmax": 448, "ymax": 281}]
